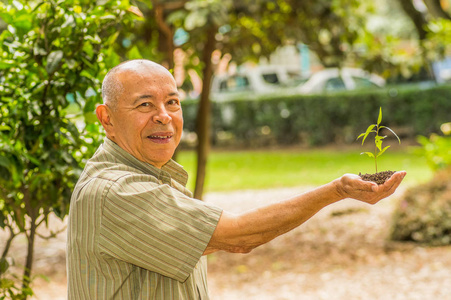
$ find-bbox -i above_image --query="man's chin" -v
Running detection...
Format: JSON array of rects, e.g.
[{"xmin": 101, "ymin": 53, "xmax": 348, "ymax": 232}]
[{"xmin": 143, "ymin": 151, "xmax": 176, "ymax": 168}]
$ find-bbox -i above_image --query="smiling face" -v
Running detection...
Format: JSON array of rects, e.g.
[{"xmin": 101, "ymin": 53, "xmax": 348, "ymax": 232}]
[{"xmin": 97, "ymin": 60, "xmax": 183, "ymax": 168}]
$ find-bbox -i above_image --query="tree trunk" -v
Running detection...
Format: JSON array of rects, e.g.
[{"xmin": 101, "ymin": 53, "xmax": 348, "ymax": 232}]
[
  {"xmin": 193, "ymin": 27, "xmax": 216, "ymax": 200},
  {"xmin": 22, "ymin": 218, "xmax": 36, "ymax": 298},
  {"xmin": 398, "ymin": 0, "xmax": 428, "ymax": 40},
  {"xmin": 154, "ymin": 3, "xmax": 175, "ymax": 70},
  {"xmin": 21, "ymin": 189, "xmax": 38, "ymax": 298},
  {"xmin": 423, "ymin": 0, "xmax": 451, "ymax": 19}
]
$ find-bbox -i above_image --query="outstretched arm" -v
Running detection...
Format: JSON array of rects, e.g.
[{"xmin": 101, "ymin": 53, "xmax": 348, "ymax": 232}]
[{"xmin": 203, "ymin": 171, "xmax": 406, "ymax": 255}]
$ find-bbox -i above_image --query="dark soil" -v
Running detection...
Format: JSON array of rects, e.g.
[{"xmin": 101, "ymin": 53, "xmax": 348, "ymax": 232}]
[{"xmin": 359, "ymin": 170, "xmax": 395, "ymax": 185}]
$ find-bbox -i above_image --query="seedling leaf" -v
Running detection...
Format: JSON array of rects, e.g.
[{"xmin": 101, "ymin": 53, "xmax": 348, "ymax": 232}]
[
  {"xmin": 361, "ymin": 152, "xmax": 375, "ymax": 158},
  {"xmin": 357, "ymin": 124, "xmax": 376, "ymax": 145},
  {"xmin": 375, "ymin": 135, "xmax": 387, "ymax": 151},
  {"xmin": 377, "ymin": 107, "xmax": 382, "ymax": 125},
  {"xmin": 377, "ymin": 145, "xmax": 390, "ymax": 157},
  {"xmin": 380, "ymin": 126, "xmax": 401, "ymax": 144}
]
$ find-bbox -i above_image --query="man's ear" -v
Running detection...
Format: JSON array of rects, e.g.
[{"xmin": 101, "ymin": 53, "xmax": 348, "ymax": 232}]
[{"xmin": 96, "ymin": 104, "xmax": 115, "ymax": 137}]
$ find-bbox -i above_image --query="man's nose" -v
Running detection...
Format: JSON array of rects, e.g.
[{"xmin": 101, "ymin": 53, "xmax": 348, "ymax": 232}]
[{"xmin": 153, "ymin": 107, "xmax": 172, "ymax": 124}]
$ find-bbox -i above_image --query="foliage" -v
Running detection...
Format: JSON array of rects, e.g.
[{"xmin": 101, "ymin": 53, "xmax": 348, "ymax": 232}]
[
  {"xmin": 181, "ymin": 84, "xmax": 451, "ymax": 148},
  {"xmin": 416, "ymin": 122, "xmax": 451, "ymax": 171},
  {"xmin": 0, "ymin": 0, "xmax": 135, "ymax": 295},
  {"xmin": 0, "ymin": 257, "xmax": 34, "ymax": 299},
  {"xmin": 357, "ymin": 107, "xmax": 401, "ymax": 173},
  {"xmin": 425, "ymin": 18, "xmax": 451, "ymax": 60},
  {"xmin": 285, "ymin": 0, "xmax": 371, "ymax": 68},
  {"xmin": 390, "ymin": 167, "xmax": 451, "ymax": 246}
]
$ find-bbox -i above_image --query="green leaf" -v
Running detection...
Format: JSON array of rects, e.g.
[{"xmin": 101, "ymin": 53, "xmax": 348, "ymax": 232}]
[
  {"xmin": 23, "ymin": 153, "xmax": 40, "ymax": 166},
  {"xmin": 375, "ymin": 138, "xmax": 382, "ymax": 151},
  {"xmin": 106, "ymin": 31, "xmax": 120, "ymax": 46},
  {"xmin": 83, "ymin": 42, "xmax": 94, "ymax": 59},
  {"xmin": 357, "ymin": 124, "xmax": 376, "ymax": 145},
  {"xmin": 46, "ymin": 50, "xmax": 64, "ymax": 74},
  {"xmin": 127, "ymin": 45, "xmax": 142, "ymax": 60},
  {"xmin": 377, "ymin": 107, "xmax": 382, "ymax": 125},
  {"xmin": 103, "ymin": 47, "xmax": 121, "ymax": 68},
  {"xmin": 80, "ymin": 70, "xmax": 95, "ymax": 80},
  {"xmin": 0, "ymin": 60, "xmax": 15, "ymax": 69},
  {"xmin": 0, "ymin": 212, "xmax": 5, "ymax": 229},
  {"xmin": 0, "ymin": 156, "xmax": 11, "ymax": 169},
  {"xmin": 380, "ymin": 126, "xmax": 401, "ymax": 144},
  {"xmin": 11, "ymin": 13, "xmax": 33, "ymax": 32},
  {"xmin": 375, "ymin": 135, "xmax": 386, "ymax": 151},
  {"xmin": 83, "ymin": 111, "xmax": 98, "ymax": 124},
  {"xmin": 361, "ymin": 152, "xmax": 375, "ymax": 158},
  {"xmin": 377, "ymin": 145, "xmax": 390, "ymax": 157},
  {"xmin": 0, "ymin": 257, "xmax": 9, "ymax": 275}
]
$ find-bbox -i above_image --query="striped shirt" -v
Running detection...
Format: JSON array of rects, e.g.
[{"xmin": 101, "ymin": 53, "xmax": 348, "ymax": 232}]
[{"xmin": 67, "ymin": 138, "xmax": 223, "ymax": 299}]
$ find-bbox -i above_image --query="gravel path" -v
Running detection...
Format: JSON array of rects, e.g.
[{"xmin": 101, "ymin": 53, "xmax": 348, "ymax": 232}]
[
  {"xmin": 2, "ymin": 185, "xmax": 450, "ymax": 300},
  {"xmin": 204, "ymin": 186, "xmax": 451, "ymax": 300}
]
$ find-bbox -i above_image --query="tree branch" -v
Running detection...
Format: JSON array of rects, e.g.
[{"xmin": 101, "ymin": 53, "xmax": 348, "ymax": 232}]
[
  {"xmin": 398, "ymin": 0, "xmax": 428, "ymax": 40},
  {"xmin": 1, "ymin": 223, "xmax": 18, "ymax": 259},
  {"xmin": 423, "ymin": 0, "xmax": 451, "ymax": 20},
  {"xmin": 35, "ymin": 225, "xmax": 67, "ymax": 240}
]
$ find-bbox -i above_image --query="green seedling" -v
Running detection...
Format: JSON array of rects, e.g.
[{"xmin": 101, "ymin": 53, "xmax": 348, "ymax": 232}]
[{"xmin": 357, "ymin": 107, "xmax": 401, "ymax": 173}]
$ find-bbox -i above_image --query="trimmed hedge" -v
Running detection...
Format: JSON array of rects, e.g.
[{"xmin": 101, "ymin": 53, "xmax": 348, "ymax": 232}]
[{"xmin": 181, "ymin": 84, "xmax": 451, "ymax": 147}]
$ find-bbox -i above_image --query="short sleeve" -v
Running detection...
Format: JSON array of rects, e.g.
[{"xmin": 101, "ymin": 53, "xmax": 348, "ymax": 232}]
[{"xmin": 98, "ymin": 174, "xmax": 222, "ymax": 282}]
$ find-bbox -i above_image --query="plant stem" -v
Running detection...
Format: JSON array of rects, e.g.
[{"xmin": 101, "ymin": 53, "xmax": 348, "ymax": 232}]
[
  {"xmin": 374, "ymin": 143, "xmax": 378, "ymax": 173},
  {"xmin": 374, "ymin": 125, "xmax": 379, "ymax": 173}
]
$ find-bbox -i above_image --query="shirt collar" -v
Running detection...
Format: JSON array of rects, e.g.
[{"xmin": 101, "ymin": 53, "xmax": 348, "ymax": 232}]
[{"xmin": 102, "ymin": 137, "xmax": 189, "ymax": 187}]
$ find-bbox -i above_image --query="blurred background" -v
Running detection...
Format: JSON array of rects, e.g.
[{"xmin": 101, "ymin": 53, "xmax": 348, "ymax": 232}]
[{"xmin": 0, "ymin": 0, "xmax": 450, "ymax": 299}]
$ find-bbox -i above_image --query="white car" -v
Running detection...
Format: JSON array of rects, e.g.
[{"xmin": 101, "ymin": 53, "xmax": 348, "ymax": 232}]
[
  {"xmin": 297, "ymin": 68, "xmax": 386, "ymax": 94},
  {"xmin": 210, "ymin": 65, "xmax": 297, "ymax": 102}
]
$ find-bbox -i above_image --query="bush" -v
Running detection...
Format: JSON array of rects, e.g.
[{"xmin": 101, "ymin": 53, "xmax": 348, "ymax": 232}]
[
  {"xmin": 416, "ymin": 123, "xmax": 451, "ymax": 171},
  {"xmin": 181, "ymin": 84, "xmax": 451, "ymax": 147},
  {"xmin": 390, "ymin": 167, "xmax": 451, "ymax": 246},
  {"xmin": 0, "ymin": 0, "xmax": 135, "ymax": 296},
  {"xmin": 390, "ymin": 122, "xmax": 451, "ymax": 246}
]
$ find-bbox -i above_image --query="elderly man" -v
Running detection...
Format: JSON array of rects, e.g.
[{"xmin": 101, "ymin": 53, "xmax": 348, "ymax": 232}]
[{"xmin": 67, "ymin": 59, "xmax": 406, "ymax": 299}]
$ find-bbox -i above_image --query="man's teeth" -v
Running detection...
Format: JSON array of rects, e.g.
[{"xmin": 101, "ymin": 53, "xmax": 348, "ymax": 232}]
[{"xmin": 149, "ymin": 135, "xmax": 171, "ymax": 139}]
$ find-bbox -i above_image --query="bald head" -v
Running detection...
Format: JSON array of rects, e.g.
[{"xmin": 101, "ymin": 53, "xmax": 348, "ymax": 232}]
[
  {"xmin": 96, "ymin": 59, "xmax": 183, "ymax": 168},
  {"xmin": 101, "ymin": 59, "xmax": 172, "ymax": 111}
]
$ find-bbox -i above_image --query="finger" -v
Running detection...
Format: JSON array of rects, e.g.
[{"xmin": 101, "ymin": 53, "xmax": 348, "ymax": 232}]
[
  {"xmin": 355, "ymin": 178, "xmax": 377, "ymax": 192},
  {"xmin": 385, "ymin": 171, "xmax": 406, "ymax": 189},
  {"xmin": 375, "ymin": 171, "xmax": 406, "ymax": 195}
]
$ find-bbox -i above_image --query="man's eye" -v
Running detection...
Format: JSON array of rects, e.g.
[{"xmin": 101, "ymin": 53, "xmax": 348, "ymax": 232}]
[
  {"xmin": 168, "ymin": 99, "xmax": 180, "ymax": 105},
  {"xmin": 136, "ymin": 102, "xmax": 153, "ymax": 112}
]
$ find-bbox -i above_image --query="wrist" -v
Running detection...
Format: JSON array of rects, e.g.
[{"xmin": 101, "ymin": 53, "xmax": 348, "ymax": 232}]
[{"xmin": 331, "ymin": 177, "xmax": 346, "ymax": 201}]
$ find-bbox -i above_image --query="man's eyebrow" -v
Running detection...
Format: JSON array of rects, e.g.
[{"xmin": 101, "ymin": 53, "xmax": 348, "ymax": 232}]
[
  {"xmin": 132, "ymin": 92, "xmax": 180, "ymax": 105},
  {"xmin": 168, "ymin": 92, "xmax": 180, "ymax": 98}
]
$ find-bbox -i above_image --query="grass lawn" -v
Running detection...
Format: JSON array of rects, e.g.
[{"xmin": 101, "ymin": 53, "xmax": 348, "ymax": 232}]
[{"xmin": 177, "ymin": 145, "xmax": 432, "ymax": 193}]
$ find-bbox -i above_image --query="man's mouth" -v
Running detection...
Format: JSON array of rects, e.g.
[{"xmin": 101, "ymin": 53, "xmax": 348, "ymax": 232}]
[
  {"xmin": 147, "ymin": 133, "xmax": 173, "ymax": 144},
  {"xmin": 148, "ymin": 135, "xmax": 171, "ymax": 139}
]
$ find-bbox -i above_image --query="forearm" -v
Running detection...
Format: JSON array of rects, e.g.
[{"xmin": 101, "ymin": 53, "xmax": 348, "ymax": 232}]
[
  {"xmin": 204, "ymin": 179, "xmax": 343, "ymax": 254},
  {"xmin": 204, "ymin": 171, "xmax": 406, "ymax": 255}
]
